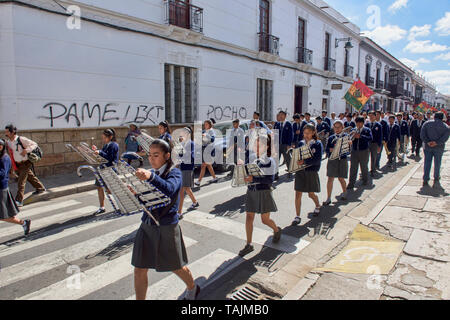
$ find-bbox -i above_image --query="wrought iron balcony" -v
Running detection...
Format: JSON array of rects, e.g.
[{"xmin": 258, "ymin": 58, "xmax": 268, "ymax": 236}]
[
  {"xmin": 258, "ymin": 33, "xmax": 280, "ymax": 56},
  {"xmin": 376, "ymin": 80, "xmax": 384, "ymax": 89},
  {"xmin": 297, "ymin": 47, "xmax": 313, "ymax": 65},
  {"xmin": 324, "ymin": 57, "xmax": 336, "ymax": 72},
  {"xmin": 344, "ymin": 64, "xmax": 354, "ymax": 77},
  {"xmin": 165, "ymin": 0, "xmax": 203, "ymax": 33},
  {"xmin": 366, "ymin": 76, "xmax": 375, "ymax": 87}
]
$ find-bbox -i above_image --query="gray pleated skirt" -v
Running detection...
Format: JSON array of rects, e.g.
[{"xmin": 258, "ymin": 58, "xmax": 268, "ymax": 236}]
[
  {"xmin": 131, "ymin": 222, "xmax": 188, "ymax": 272},
  {"xmin": 327, "ymin": 159, "xmax": 349, "ymax": 178},
  {"xmin": 295, "ymin": 170, "xmax": 321, "ymax": 193},
  {"xmin": 181, "ymin": 170, "xmax": 194, "ymax": 188},
  {"xmin": 245, "ymin": 189, "xmax": 278, "ymax": 214},
  {"xmin": 0, "ymin": 188, "xmax": 19, "ymax": 219}
]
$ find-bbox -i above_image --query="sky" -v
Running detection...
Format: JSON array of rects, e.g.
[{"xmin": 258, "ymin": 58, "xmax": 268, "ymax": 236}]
[{"xmin": 324, "ymin": 0, "xmax": 450, "ymax": 95}]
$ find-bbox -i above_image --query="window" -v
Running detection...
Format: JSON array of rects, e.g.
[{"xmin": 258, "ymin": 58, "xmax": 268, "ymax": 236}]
[
  {"xmin": 164, "ymin": 64, "xmax": 198, "ymax": 123},
  {"xmin": 256, "ymin": 79, "xmax": 273, "ymax": 121},
  {"xmin": 298, "ymin": 18, "xmax": 305, "ymax": 48},
  {"xmin": 324, "ymin": 33, "xmax": 330, "ymax": 70}
]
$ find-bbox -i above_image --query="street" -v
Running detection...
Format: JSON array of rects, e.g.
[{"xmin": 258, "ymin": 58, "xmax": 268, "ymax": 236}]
[{"xmin": 0, "ymin": 151, "xmax": 430, "ymax": 300}]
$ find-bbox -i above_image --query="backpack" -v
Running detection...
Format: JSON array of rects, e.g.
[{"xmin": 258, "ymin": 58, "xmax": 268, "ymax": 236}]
[{"xmin": 17, "ymin": 137, "xmax": 43, "ymax": 164}]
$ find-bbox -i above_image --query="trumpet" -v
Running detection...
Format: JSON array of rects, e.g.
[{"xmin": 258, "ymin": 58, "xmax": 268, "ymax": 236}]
[
  {"xmin": 383, "ymin": 141, "xmax": 391, "ymax": 156},
  {"xmin": 349, "ymin": 127, "xmax": 362, "ymax": 141},
  {"xmin": 287, "ymin": 140, "xmax": 314, "ymax": 173}
]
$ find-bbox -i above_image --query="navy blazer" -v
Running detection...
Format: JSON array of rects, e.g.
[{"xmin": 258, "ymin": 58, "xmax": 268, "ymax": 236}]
[
  {"xmin": 293, "ymin": 122, "xmax": 302, "ymax": 145},
  {"xmin": 179, "ymin": 140, "xmax": 195, "ymax": 171},
  {"xmin": 245, "ymin": 156, "xmax": 276, "ymax": 191},
  {"xmin": 297, "ymin": 140, "xmax": 323, "ymax": 172},
  {"xmin": 323, "ymin": 117, "xmax": 332, "ymax": 127},
  {"xmin": 317, "ymin": 122, "xmax": 331, "ymax": 134},
  {"xmin": 344, "ymin": 120, "xmax": 356, "ymax": 129},
  {"xmin": 274, "ymin": 121, "xmax": 294, "ymax": 146},
  {"xmin": 352, "ymin": 127, "xmax": 373, "ymax": 151},
  {"xmin": 410, "ymin": 119, "xmax": 426, "ymax": 139},
  {"xmin": 141, "ymin": 167, "xmax": 182, "ymax": 226},
  {"xmin": 364, "ymin": 121, "xmax": 383, "ymax": 147},
  {"xmin": 99, "ymin": 142, "xmax": 119, "ymax": 167},
  {"xmin": 386, "ymin": 124, "xmax": 401, "ymax": 148},
  {"xmin": 379, "ymin": 119, "xmax": 389, "ymax": 142},
  {"xmin": 399, "ymin": 120, "xmax": 410, "ymax": 137}
]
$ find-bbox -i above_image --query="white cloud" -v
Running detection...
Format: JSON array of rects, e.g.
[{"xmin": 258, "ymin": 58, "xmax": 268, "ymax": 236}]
[
  {"xmin": 420, "ymin": 70, "xmax": 450, "ymax": 94},
  {"xmin": 408, "ymin": 25, "xmax": 431, "ymax": 41},
  {"xmin": 362, "ymin": 25, "xmax": 407, "ymax": 46},
  {"xmin": 388, "ymin": 0, "xmax": 408, "ymax": 13},
  {"xmin": 399, "ymin": 57, "xmax": 430, "ymax": 69},
  {"xmin": 436, "ymin": 52, "xmax": 450, "ymax": 61},
  {"xmin": 435, "ymin": 12, "xmax": 450, "ymax": 36},
  {"xmin": 404, "ymin": 40, "xmax": 448, "ymax": 53}
]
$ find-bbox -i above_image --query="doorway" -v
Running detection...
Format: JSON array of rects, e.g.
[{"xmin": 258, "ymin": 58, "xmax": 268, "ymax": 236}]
[{"xmin": 294, "ymin": 86, "xmax": 303, "ymax": 114}]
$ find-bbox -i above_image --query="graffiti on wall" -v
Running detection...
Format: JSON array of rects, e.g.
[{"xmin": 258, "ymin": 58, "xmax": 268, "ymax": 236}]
[
  {"xmin": 206, "ymin": 105, "xmax": 248, "ymax": 121},
  {"xmin": 40, "ymin": 102, "xmax": 164, "ymax": 128}
]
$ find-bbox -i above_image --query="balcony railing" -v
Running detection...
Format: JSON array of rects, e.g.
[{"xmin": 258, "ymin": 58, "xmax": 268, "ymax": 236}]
[
  {"xmin": 324, "ymin": 57, "xmax": 336, "ymax": 72},
  {"xmin": 165, "ymin": 0, "xmax": 203, "ymax": 33},
  {"xmin": 258, "ymin": 33, "xmax": 280, "ymax": 56},
  {"xmin": 366, "ymin": 76, "xmax": 375, "ymax": 87},
  {"xmin": 344, "ymin": 64, "xmax": 354, "ymax": 78},
  {"xmin": 376, "ymin": 80, "xmax": 384, "ymax": 89},
  {"xmin": 297, "ymin": 47, "xmax": 313, "ymax": 65}
]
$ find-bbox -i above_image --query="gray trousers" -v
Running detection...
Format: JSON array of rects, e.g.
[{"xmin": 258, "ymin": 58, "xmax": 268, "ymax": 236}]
[
  {"xmin": 349, "ymin": 149, "xmax": 370, "ymax": 186},
  {"xmin": 369, "ymin": 142, "xmax": 379, "ymax": 172},
  {"xmin": 279, "ymin": 144, "xmax": 291, "ymax": 167}
]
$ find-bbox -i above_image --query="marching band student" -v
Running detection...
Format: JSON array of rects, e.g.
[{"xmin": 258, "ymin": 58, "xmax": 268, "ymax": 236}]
[
  {"xmin": 92, "ymin": 129, "xmax": 119, "ymax": 215},
  {"xmin": 322, "ymin": 111, "xmax": 332, "ymax": 128},
  {"xmin": 410, "ymin": 113, "xmax": 426, "ymax": 158},
  {"xmin": 376, "ymin": 111, "xmax": 389, "ymax": 170},
  {"xmin": 158, "ymin": 121, "xmax": 172, "ymax": 143},
  {"xmin": 238, "ymin": 131, "xmax": 281, "ymax": 257},
  {"xmin": 344, "ymin": 113, "xmax": 356, "ymax": 129},
  {"xmin": 273, "ymin": 111, "xmax": 293, "ymax": 179},
  {"xmin": 0, "ymin": 139, "xmax": 31, "ymax": 235},
  {"xmin": 122, "ymin": 123, "xmax": 144, "ymax": 167},
  {"xmin": 292, "ymin": 114, "xmax": 302, "ymax": 147},
  {"xmin": 132, "ymin": 139, "xmax": 199, "ymax": 300},
  {"xmin": 338, "ymin": 113, "xmax": 345, "ymax": 122},
  {"xmin": 292, "ymin": 124, "xmax": 323, "ymax": 226},
  {"xmin": 347, "ymin": 117, "xmax": 373, "ymax": 190},
  {"xmin": 177, "ymin": 127, "xmax": 199, "ymax": 219},
  {"xmin": 226, "ymin": 119, "xmax": 246, "ymax": 178},
  {"xmin": 323, "ymin": 121, "xmax": 349, "ymax": 206},
  {"xmin": 386, "ymin": 115, "xmax": 401, "ymax": 170},
  {"xmin": 330, "ymin": 112, "xmax": 337, "ymax": 127},
  {"xmin": 365, "ymin": 111, "xmax": 383, "ymax": 176},
  {"xmin": 316, "ymin": 116, "xmax": 331, "ymax": 154},
  {"xmin": 396, "ymin": 113, "xmax": 410, "ymax": 162},
  {"xmin": 195, "ymin": 120, "xmax": 218, "ymax": 186}
]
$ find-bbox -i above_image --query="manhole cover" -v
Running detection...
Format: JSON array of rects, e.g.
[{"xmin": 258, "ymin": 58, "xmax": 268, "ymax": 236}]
[{"xmin": 229, "ymin": 285, "xmax": 277, "ymax": 300}]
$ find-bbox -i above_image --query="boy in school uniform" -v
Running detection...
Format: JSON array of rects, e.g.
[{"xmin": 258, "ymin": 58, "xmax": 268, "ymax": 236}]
[
  {"xmin": 386, "ymin": 116, "xmax": 401, "ymax": 170},
  {"xmin": 365, "ymin": 111, "xmax": 383, "ymax": 176}
]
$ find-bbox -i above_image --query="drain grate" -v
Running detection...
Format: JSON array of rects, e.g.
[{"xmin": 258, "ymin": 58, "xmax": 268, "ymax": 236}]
[{"xmin": 229, "ymin": 286, "xmax": 276, "ymax": 300}]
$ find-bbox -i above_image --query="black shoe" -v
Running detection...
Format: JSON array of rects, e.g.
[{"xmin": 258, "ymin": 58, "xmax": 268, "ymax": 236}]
[
  {"xmin": 423, "ymin": 181, "xmax": 430, "ymax": 188},
  {"xmin": 178, "ymin": 213, "xmax": 184, "ymax": 220},
  {"xmin": 272, "ymin": 227, "xmax": 282, "ymax": 244},
  {"xmin": 238, "ymin": 244, "xmax": 254, "ymax": 257},
  {"xmin": 322, "ymin": 199, "xmax": 332, "ymax": 206},
  {"xmin": 94, "ymin": 208, "xmax": 106, "ymax": 215},
  {"xmin": 291, "ymin": 216, "xmax": 301, "ymax": 226},
  {"xmin": 347, "ymin": 185, "xmax": 355, "ymax": 190},
  {"xmin": 433, "ymin": 181, "xmax": 444, "ymax": 191},
  {"xmin": 23, "ymin": 219, "xmax": 31, "ymax": 235}
]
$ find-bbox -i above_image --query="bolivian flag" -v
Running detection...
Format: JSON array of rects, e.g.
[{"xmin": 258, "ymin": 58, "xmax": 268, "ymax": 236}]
[
  {"xmin": 415, "ymin": 102, "xmax": 427, "ymax": 113},
  {"xmin": 344, "ymin": 80, "xmax": 374, "ymax": 111}
]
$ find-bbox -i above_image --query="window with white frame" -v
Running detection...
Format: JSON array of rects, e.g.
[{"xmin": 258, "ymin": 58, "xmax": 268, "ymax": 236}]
[{"xmin": 256, "ymin": 78, "xmax": 273, "ymax": 121}]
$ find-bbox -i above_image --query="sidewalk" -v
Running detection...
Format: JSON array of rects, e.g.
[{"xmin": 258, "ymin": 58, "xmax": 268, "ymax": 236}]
[{"xmin": 283, "ymin": 141, "xmax": 449, "ymax": 300}]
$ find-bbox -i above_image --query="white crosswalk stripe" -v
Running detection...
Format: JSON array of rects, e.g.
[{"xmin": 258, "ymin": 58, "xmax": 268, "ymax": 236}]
[
  {"xmin": 18, "ymin": 237, "xmax": 198, "ymax": 300},
  {"xmin": 0, "ymin": 223, "xmax": 138, "ymax": 288},
  {"xmin": 182, "ymin": 210, "xmax": 310, "ymax": 254},
  {"xmin": 0, "ymin": 206, "xmax": 99, "ymax": 239},
  {"xmin": 127, "ymin": 249, "xmax": 244, "ymax": 300}
]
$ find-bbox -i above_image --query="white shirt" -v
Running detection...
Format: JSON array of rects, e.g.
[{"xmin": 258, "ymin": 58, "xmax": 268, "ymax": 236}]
[
  {"xmin": 6, "ymin": 135, "xmax": 37, "ymax": 163},
  {"xmin": 150, "ymin": 162, "xmax": 168, "ymax": 181}
]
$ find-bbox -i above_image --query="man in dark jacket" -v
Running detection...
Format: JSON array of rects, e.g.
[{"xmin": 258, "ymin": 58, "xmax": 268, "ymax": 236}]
[
  {"xmin": 347, "ymin": 117, "xmax": 373, "ymax": 189},
  {"xmin": 365, "ymin": 112, "xmax": 383, "ymax": 176},
  {"xmin": 273, "ymin": 111, "xmax": 293, "ymax": 176},
  {"xmin": 410, "ymin": 113, "xmax": 426, "ymax": 158},
  {"xmin": 420, "ymin": 112, "xmax": 450, "ymax": 190},
  {"xmin": 386, "ymin": 115, "xmax": 401, "ymax": 170}
]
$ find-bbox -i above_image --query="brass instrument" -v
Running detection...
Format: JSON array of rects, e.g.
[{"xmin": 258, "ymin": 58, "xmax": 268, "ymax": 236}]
[
  {"xmin": 383, "ymin": 141, "xmax": 391, "ymax": 156},
  {"xmin": 287, "ymin": 140, "xmax": 314, "ymax": 173},
  {"xmin": 231, "ymin": 163, "xmax": 264, "ymax": 188},
  {"xmin": 343, "ymin": 126, "xmax": 353, "ymax": 134},
  {"xmin": 329, "ymin": 135, "xmax": 352, "ymax": 161},
  {"xmin": 349, "ymin": 127, "xmax": 362, "ymax": 141}
]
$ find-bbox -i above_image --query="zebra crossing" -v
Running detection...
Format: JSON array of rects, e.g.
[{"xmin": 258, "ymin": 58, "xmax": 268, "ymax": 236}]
[{"xmin": 0, "ymin": 192, "xmax": 312, "ymax": 300}]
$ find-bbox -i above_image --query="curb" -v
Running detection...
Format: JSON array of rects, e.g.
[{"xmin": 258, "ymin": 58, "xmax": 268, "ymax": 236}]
[{"xmin": 23, "ymin": 181, "xmax": 97, "ymax": 205}]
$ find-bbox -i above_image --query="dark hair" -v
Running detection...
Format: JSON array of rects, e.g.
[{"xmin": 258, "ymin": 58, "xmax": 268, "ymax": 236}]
[
  {"xmin": 149, "ymin": 139, "xmax": 173, "ymax": 175},
  {"xmin": 376, "ymin": 111, "xmax": 382, "ymax": 115},
  {"xmin": 303, "ymin": 124, "xmax": 318, "ymax": 140},
  {"xmin": 435, "ymin": 112, "xmax": 444, "ymax": 120},
  {"xmin": 103, "ymin": 128, "xmax": 116, "ymax": 142},
  {"xmin": 316, "ymin": 116, "xmax": 322, "ymax": 121},
  {"xmin": 355, "ymin": 116, "xmax": 365, "ymax": 124},
  {"xmin": 232, "ymin": 119, "xmax": 240, "ymax": 124},
  {"xmin": 209, "ymin": 118, "xmax": 216, "ymax": 124},
  {"xmin": 204, "ymin": 119, "xmax": 213, "ymax": 128},
  {"xmin": 278, "ymin": 110, "xmax": 287, "ymax": 116},
  {"xmin": 0, "ymin": 139, "xmax": 6, "ymax": 159},
  {"xmin": 305, "ymin": 113, "xmax": 311, "ymax": 117},
  {"xmin": 322, "ymin": 110, "xmax": 328, "ymax": 114},
  {"xmin": 293, "ymin": 113, "xmax": 301, "ymax": 120},
  {"xmin": 368, "ymin": 111, "xmax": 376, "ymax": 116},
  {"xmin": 5, "ymin": 124, "xmax": 17, "ymax": 134},
  {"xmin": 184, "ymin": 126, "xmax": 194, "ymax": 140},
  {"xmin": 158, "ymin": 121, "xmax": 172, "ymax": 134},
  {"xmin": 389, "ymin": 115, "xmax": 396, "ymax": 120},
  {"xmin": 253, "ymin": 112, "xmax": 260, "ymax": 117}
]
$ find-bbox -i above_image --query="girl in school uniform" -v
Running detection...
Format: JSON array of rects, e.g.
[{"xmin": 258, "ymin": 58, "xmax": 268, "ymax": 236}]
[
  {"xmin": 91, "ymin": 129, "xmax": 119, "ymax": 215},
  {"xmin": 132, "ymin": 139, "xmax": 199, "ymax": 300},
  {"xmin": 0, "ymin": 139, "xmax": 31, "ymax": 235},
  {"xmin": 195, "ymin": 119, "xmax": 218, "ymax": 186},
  {"xmin": 238, "ymin": 132, "xmax": 282, "ymax": 257},
  {"xmin": 292, "ymin": 124, "xmax": 323, "ymax": 226},
  {"xmin": 177, "ymin": 127, "xmax": 199, "ymax": 219},
  {"xmin": 158, "ymin": 121, "xmax": 172, "ymax": 143},
  {"xmin": 323, "ymin": 120, "xmax": 349, "ymax": 206}
]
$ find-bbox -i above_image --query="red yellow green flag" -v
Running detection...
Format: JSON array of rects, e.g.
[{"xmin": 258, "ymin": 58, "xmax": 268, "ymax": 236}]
[{"xmin": 344, "ymin": 80, "xmax": 374, "ymax": 111}]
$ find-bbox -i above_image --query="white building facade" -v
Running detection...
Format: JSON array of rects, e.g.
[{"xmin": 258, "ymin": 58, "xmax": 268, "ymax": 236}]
[{"xmin": 0, "ymin": 0, "xmax": 360, "ymax": 131}]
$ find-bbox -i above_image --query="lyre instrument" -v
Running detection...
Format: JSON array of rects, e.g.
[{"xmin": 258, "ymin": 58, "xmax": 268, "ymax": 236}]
[
  {"xmin": 134, "ymin": 131, "xmax": 155, "ymax": 154},
  {"xmin": 231, "ymin": 163, "xmax": 264, "ymax": 188},
  {"xmin": 329, "ymin": 135, "xmax": 352, "ymax": 161},
  {"xmin": 287, "ymin": 140, "xmax": 314, "ymax": 173}
]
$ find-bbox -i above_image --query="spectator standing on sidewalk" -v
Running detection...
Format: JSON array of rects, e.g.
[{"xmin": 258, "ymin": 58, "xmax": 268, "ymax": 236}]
[
  {"xmin": 420, "ymin": 112, "xmax": 450, "ymax": 190},
  {"xmin": 0, "ymin": 139, "xmax": 31, "ymax": 235},
  {"xmin": 4, "ymin": 124, "xmax": 46, "ymax": 207}
]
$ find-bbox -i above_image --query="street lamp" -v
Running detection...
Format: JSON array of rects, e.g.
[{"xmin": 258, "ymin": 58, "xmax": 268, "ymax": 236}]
[{"xmin": 335, "ymin": 37, "xmax": 353, "ymax": 49}]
